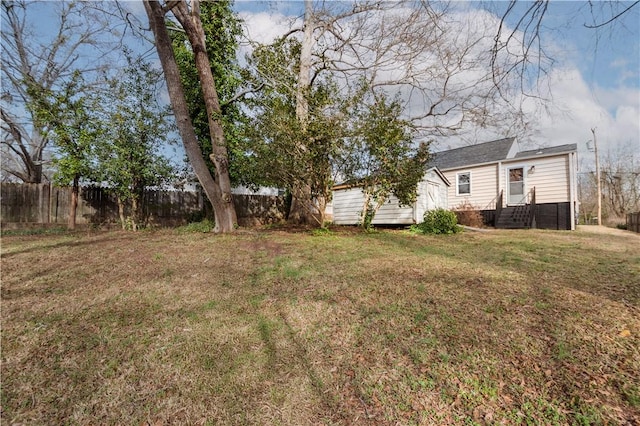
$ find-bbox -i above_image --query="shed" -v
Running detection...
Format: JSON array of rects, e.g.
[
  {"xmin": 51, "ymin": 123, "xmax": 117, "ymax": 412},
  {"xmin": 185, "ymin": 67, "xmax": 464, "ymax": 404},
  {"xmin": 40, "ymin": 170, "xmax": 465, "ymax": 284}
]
[{"xmin": 331, "ymin": 167, "xmax": 450, "ymax": 225}]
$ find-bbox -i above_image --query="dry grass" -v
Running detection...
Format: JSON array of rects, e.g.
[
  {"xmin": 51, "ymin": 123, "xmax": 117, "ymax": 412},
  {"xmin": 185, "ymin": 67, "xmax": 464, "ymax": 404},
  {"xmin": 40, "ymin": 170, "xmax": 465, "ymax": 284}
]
[{"xmin": 1, "ymin": 226, "xmax": 639, "ymax": 425}]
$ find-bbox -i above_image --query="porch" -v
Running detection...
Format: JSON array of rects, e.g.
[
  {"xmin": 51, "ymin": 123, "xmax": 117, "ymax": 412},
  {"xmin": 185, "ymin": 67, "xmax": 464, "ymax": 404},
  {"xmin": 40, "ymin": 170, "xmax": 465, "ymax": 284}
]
[
  {"xmin": 485, "ymin": 188, "xmax": 537, "ymax": 229},
  {"xmin": 478, "ymin": 187, "xmax": 574, "ymax": 230}
]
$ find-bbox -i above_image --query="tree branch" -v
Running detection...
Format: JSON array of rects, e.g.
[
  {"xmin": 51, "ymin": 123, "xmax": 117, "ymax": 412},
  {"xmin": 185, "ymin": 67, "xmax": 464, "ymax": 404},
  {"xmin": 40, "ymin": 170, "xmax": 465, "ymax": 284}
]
[{"xmin": 585, "ymin": 1, "xmax": 639, "ymax": 28}]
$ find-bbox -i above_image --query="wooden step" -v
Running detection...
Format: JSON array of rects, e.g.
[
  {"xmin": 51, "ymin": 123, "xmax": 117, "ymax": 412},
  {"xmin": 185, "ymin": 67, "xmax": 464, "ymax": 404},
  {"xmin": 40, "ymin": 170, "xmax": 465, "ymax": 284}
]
[{"xmin": 496, "ymin": 205, "xmax": 531, "ymax": 229}]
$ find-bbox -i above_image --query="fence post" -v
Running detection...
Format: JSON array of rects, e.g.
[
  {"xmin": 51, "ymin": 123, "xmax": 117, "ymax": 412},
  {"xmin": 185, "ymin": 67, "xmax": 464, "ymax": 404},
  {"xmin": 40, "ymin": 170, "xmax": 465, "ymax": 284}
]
[{"xmin": 627, "ymin": 212, "xmax": 640, "ymax": 233}]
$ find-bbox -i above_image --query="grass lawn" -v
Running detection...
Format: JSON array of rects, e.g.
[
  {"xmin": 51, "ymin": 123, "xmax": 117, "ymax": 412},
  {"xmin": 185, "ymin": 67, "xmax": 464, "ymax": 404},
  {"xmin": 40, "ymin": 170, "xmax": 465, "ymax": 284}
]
[{"xmin": 1, "ymin": 226, "xmax": 639, "ymax": 425}]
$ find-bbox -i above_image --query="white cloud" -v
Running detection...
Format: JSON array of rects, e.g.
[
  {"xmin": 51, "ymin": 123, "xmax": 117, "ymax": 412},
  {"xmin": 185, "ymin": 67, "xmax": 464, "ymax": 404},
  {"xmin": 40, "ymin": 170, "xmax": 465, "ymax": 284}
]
[
  {"xmin": 237, "ymin": 5, "xmax": 639, "ymax": 164},
  {"xmin": 522, "ymin": 67, "xmax": 639, "ymax": 168},
  {"xmin": 239, "ymin": 11, "xmax": 299, "ymax": 46}
]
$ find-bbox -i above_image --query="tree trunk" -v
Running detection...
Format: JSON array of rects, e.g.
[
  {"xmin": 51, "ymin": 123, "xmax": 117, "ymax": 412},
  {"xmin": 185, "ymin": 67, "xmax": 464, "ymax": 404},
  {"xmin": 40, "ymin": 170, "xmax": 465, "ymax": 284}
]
[
  {"xmin": 28, "ymin": 132, "xmax": 45, "ymax": 183},
  {"xmin": 288, "ymin": 0, "xmax": 318, "ymax": 225},
  {"xmin": 295, "ymin": 0, "xmax": 313, "ymax": 127},
  {"xmin": 131, "ymin": 196, "xmax": 139, "ymax": 232},
  {"xmin": 143, "ymin": 0, "xmax": 237, "ymax": 233},
  {"xmin": 171, "ymin": 0, "xmax": 237, "ymax": 232},
  {"xmin": 68, "ymin": 174, "xmax": 79, "ymax": 230},
  {"xmin": 117, "ymin": 196, "xmax": 126, "ymax": 230},
  {"xmin": 288, "ymin": 183, "xmax": 315, "ymax": 225}
]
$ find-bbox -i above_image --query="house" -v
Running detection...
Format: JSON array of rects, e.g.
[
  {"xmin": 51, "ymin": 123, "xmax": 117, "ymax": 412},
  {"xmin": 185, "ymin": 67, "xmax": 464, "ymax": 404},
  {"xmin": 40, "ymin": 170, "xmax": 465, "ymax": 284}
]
[
  {"xmin": 431, "ymin": 137, "xmax": 579, "ymax": 230},
  {"xmin": 331, "ymin": 167, "xmax": 450, "ymax": 225},
  {"xmin": 330, "ymin": 137, "xmax": 579, "ymax": 230}
]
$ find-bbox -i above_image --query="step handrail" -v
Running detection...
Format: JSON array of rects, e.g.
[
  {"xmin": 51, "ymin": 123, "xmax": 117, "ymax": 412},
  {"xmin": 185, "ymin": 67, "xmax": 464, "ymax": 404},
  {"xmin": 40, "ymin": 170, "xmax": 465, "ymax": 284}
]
[
  {"xmin": 483, "ymin": 190, "xmax": 501, "ymax": 211},
  {"xmin": 495, "ymin": 190, "xmax": 503, "ymax": 224},
  {"xmin": 529, "ymin": 187, "xmax": 536, "ymax": 228}
]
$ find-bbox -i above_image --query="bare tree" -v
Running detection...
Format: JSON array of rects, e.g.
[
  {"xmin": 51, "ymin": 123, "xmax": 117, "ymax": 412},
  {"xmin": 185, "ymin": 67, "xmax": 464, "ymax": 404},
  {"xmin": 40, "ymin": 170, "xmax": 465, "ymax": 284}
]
[
  {"xmin": 143, "ymin": 0, "xmax": 237, "ymax": 233},
  {"xmin": 601, "ymin": 145, "xmax": 640, "ymax": 219},
  {"xmin": 490, "ymin": 0, "xmax": 640, "ymax": 97},
  {"xmin": 580, "ymin": 142, "xmax": 640, "ymax": 224},
  {"xmin": 0, "ymin": 0, "xmax": 116, "ymax": 183},
  {"xmin": 247, "ymin": 0, "xmax": 533, "ymax": 223}
]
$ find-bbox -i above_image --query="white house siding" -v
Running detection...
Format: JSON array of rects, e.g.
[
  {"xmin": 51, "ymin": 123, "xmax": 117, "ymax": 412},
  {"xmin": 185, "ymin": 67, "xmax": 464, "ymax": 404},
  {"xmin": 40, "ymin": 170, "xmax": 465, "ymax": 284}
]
[
  {"xmin": 332, "ymin": 169, "xmax": 449, "ymax": 225},
  {"xmin": 503, "ymin": 155, "xmax": 570, "ymax": 204},
  {"xmin": 443, "ymin": 164, "xmax": 498, "ymax": 210},
  {"xmin": 331, "ymin": 188, "xmax": 363, "ymax": 225},
  {"xmin": 373, "ymin": 196, "xmax": 416, "ymax": 224},
  {"xmin": 332, "ymin": 188, "xmax": 415, "ymax": 225}
]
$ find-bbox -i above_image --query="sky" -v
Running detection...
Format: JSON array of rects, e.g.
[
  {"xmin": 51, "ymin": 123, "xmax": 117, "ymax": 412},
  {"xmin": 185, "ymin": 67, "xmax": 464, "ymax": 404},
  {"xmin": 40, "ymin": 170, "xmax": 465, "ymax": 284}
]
[
  {"xmin": 229, "ymin": 0, "xmax": 640, "ymax": 167},
  {"xmin": 18, "ymin": 1, "xmax": 640, "ymax": 172}
]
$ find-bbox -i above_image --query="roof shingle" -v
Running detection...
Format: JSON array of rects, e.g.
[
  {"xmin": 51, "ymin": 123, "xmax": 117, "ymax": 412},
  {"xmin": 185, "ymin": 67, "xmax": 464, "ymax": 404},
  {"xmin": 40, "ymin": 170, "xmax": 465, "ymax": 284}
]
[
  {"xmin": 514, "ymin": 144, "xmax": 577, "ymax": 158},
  {"xmin": 430, "ymin": 138, "xmax": 577, "ymax": 170},
  {"xmin": 430, "ymin": 137, "xmax": 515, "ymax": 170}
]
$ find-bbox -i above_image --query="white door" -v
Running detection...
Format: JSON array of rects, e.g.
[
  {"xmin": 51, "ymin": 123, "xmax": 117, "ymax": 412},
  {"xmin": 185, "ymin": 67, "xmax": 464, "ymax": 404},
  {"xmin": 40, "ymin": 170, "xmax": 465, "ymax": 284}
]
[
  {"xmin": 427, "ymin": 182, "xmax": 437, "ymax": 209},
  {"xmin": 507, "ymin": 167, "xmax": 525, "ymax": 205}
]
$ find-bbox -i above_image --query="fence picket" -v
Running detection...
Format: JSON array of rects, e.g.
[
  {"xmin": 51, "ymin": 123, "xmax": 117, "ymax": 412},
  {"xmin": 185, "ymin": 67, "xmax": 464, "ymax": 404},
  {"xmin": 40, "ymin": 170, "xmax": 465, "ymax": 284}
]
[{"xmin": 1, "ymin": 183, "xmax": 286, "ymax": 227}]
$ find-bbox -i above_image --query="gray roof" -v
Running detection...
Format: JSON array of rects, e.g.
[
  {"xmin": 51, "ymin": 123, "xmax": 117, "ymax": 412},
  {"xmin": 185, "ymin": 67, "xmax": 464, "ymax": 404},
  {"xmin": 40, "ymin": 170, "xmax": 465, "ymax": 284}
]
[
  {"xmin": 514, "ymin": 143, "xmax": 577, "ymax": 158},
  {"xmin": 431, "ymin": 138, "xmax": 577, "ymax": 170},
  {"xmin": 430, "ymin": 137, "xmax": 515, "ymax": 170}
]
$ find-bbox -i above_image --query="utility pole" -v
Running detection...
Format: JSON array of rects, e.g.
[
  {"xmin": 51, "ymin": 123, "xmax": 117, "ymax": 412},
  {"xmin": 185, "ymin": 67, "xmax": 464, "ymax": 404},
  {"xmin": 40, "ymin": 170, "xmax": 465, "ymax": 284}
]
[{"xmin": 591, "ymin": 128, "xmax": 602, "ymax": 226}]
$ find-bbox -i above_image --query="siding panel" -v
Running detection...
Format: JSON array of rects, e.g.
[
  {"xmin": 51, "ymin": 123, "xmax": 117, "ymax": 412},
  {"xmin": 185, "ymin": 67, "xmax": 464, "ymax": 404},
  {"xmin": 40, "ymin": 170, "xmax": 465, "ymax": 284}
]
[
  {"xmin": 518, "ymin": 156, "xmax": 570, "ymax": 203},
  {"xmin": 442, "ymin": 154, "xmax": 573, "ymax": 209},
  {"xmin": 332, "ymin": 188, "xmax": 416, "ymax": 225},
  {"xmin": 443, "ymin": 164, "xmax": 498, "ymax": 209}
]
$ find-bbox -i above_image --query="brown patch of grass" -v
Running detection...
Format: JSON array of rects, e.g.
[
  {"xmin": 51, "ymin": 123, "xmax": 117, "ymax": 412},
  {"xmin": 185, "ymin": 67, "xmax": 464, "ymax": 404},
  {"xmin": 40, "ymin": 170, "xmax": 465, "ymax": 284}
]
[{"xmin": 1, "ymin": 228, "xmax": 639, "ymax": 424}]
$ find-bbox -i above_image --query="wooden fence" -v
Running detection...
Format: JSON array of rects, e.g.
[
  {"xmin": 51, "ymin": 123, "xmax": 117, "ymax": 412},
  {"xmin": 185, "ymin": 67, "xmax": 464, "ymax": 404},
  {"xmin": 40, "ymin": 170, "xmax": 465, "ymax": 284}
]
[
  {"xmin": 0, "ymin": 183, "xmax": 286, "ymax": 228},
  {"xmin": 627, "ymin": 212, "xmax": 640, "ymax": 233}
]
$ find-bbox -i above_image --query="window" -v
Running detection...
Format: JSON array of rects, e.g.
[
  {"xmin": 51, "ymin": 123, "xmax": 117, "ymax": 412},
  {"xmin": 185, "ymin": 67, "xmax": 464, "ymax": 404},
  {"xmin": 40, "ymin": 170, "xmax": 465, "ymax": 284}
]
[{"xmin": 457, "ymin": 172, "xmax": 471, "ymax": 195}]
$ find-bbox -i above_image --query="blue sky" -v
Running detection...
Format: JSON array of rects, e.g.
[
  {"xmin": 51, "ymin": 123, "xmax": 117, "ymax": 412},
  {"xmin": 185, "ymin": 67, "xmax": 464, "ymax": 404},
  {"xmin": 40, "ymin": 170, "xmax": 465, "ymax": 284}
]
[
  {"xmin": 541, "ymin": 1, "xmax": 639, "ymax": 96},
  {"xmin": 22, "ymin": 1, "xmax": 640, "ymax": 167},
  {"xmin": 231, "ymin": 0, "xmax": 640, "ymax": 94},
  {"xmin": 492, "ymin": 0, "xmax": 640, "ymax": 90},
  {"xmin": 232, "ymin": 1, "xmax": 639, "ymax": 160}
]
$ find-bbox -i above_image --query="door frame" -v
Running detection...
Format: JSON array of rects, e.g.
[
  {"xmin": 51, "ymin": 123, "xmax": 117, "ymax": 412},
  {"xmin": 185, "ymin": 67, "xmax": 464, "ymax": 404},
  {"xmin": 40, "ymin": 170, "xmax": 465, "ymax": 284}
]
[{"xmin": 506, "ymin": 165, "xmax": 527, "ymax": 206}]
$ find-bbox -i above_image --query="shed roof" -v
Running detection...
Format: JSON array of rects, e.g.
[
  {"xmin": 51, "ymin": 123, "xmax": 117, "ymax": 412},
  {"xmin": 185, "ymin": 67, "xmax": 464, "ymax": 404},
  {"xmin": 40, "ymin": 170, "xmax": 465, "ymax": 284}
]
[
  {"xmin": 332, "ymin": 166, "xmax": 449, "ymax": 191},
  {"xmin": 430, "ymin": 137, "xmax": 515, "ymax": 170}
]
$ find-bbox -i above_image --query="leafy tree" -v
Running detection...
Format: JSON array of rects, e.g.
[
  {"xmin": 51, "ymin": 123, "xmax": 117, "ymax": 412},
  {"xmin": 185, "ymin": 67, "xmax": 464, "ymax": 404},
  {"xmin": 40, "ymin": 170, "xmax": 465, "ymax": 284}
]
[
  {"xmin": 1, "ymin": 0, "xmax": 117, "ymax": 183},
  {"xmin": 95, "ymin": 53, "xmax": 176, "ymax": 231},
  {"xmin": 29, "ymin": 73, "xmax": 99, "ymax": 229},
  {"xmin": 245, "ymin": 38, "xmax": 431, "ymax": 228},
  {"xmin": 349, "ymin": 94, "xmax": 431, "ymax": 229},
  {"xmin": 170, "ymin": 0, "xmax": 250, "ymax": 185},
  {"xmin": 244, "ymin": 38, "xmax": 351, "ymax": 225},
  {"xmin": 144, "ymin": 0, "xmax": 237, "ymax": 233}
]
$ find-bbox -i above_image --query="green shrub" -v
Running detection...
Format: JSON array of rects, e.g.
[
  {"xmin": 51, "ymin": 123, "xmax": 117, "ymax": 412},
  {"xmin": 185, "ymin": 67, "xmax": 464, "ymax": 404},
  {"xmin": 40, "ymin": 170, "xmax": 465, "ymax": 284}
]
[
  {"xmin": 177, "ymin": 219, "xmax": 215, "ymax": 233},
  {"xmin": 310, "ymin": 227, "xmax": 334, "ymax": 236},
  {"xmin": 1, "ymin": 226, "xmax": 69, "ymax": 236},
  {"xmin": 413, "ymin": 208, "xmax": 462, "ymax": 235}
]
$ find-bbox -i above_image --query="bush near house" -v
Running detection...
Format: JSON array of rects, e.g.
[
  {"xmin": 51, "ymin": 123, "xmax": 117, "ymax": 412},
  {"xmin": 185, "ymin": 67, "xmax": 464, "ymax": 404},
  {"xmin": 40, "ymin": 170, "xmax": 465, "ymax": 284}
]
[
  {"xmin": 413, "ymin": 208, "xmax": 462, "ymax": 234},
  {"xmin": 453, "ymin": 201, "xmax": 485, "ymax": 228}
]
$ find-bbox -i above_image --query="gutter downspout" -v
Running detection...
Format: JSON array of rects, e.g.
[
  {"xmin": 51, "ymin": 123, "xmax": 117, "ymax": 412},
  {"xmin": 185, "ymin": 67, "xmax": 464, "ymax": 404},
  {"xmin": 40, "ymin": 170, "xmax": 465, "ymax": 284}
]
[
  {"xmin": 569, "ymin": 152, "xmax": 577, "ymax": 230},
  {"xmin": 497, "ymin": 161, "xmax": 503, "ymax": 208}
]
